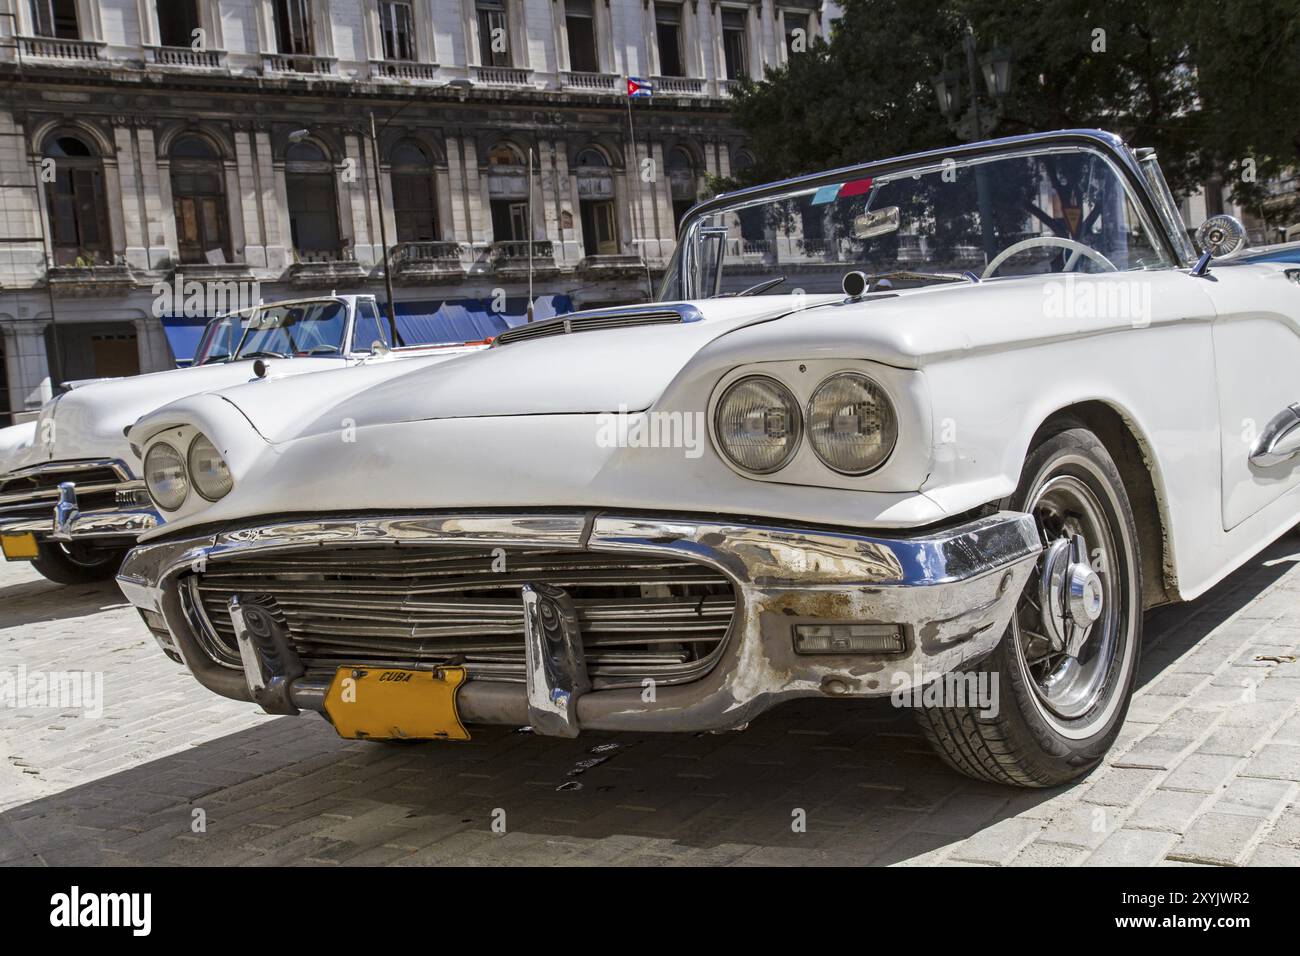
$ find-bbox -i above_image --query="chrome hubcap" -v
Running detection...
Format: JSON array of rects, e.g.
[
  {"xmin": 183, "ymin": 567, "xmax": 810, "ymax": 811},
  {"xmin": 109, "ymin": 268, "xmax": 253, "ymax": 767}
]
[
  {"xmin": 1038, "ymin": 533, "xmax": 1104, "ymax": 658},
  {"xmin": 1014, "ymin": 472, "xmax": 1122, "ymax": 722}
]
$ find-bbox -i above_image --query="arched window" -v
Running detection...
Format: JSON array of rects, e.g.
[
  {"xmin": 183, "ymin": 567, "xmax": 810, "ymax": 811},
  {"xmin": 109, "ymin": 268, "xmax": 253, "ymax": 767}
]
[
  {"xmin": 575, "ymin": 147, "xmax": 608, "ymax": 168},
  {"xmin": 488, "ymin": 143, "xmax": 524, "ymax": 167},
  {"xmin": 285, "ymin": 139, "xmax": 341, "ymax": 259},
  {"xmin": 390, "ymin": 139, "xmax": 438, "ymax": 242},
  {"xmin": 574, "ymin": 146, "xmax": 616, "ymax": 256},
  {"xmin": 42, "ymin": 132, "xmax": 111, "ymax": 266},
  {"xmin": 170, "ymin": 134, "xmax": 230, "ymax": 264}
]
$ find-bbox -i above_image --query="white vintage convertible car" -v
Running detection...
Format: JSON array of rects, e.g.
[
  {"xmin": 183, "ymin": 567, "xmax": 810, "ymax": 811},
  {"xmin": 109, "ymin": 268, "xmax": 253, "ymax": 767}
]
[
  {"xmin": 115, "ymin": 130, "xmax": 1300, "ymax": 787},
  {"xmin": 0, "ymin": 294, "xmax": 481, "ymax": 583}
]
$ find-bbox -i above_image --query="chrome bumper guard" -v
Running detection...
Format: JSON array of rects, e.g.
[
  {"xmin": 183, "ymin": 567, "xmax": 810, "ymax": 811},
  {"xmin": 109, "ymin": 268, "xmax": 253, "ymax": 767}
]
[
  {"xmin": 48, "ymin": 482, "xmax": 160, "ymax": 542},
  {"xmin": 117, "ymin": 510, "xmax": 1042, "ymax": 736}
]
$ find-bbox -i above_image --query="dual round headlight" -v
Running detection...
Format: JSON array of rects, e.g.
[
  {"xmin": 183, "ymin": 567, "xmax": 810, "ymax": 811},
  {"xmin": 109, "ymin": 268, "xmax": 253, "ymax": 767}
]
[
  {"xmin": 144, "ymin": 435, "xmax": 232, "ymax": 511},
  {"xmin": 714, "ymin": 371, "xmax": 897, "ymax": 476}
]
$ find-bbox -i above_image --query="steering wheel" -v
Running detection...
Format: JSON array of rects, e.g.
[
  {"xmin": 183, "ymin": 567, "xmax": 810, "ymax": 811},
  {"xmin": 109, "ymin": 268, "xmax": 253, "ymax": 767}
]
[{"xmin": 982, "ymin": 236, "xmax": 1118, "ymax": 280}]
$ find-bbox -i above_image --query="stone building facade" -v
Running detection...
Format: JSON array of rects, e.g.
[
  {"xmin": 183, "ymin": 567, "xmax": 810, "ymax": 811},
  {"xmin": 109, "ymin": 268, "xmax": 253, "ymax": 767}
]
[{"xmin": 0, "ymin": 0, "xmax": 828, "ymax": 423}]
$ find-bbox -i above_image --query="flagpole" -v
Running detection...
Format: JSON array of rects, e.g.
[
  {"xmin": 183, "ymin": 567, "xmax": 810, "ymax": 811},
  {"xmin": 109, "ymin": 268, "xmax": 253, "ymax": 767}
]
[{"xmin": 624, "ymin": 80, "xmax": 655, "ymax": 300}]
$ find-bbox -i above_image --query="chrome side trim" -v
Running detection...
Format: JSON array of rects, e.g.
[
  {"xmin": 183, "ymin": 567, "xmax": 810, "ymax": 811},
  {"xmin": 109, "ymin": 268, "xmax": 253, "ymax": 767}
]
[{"xmin": 1250, "ymin": 404, "xmax": 1300, "ymax": 468}]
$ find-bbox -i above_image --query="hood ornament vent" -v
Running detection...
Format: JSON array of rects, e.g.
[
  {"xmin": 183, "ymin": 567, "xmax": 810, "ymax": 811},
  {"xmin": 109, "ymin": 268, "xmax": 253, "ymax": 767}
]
[{"xmin": 493, "ymin": 303, "xmax": 701, "ymax": 347}]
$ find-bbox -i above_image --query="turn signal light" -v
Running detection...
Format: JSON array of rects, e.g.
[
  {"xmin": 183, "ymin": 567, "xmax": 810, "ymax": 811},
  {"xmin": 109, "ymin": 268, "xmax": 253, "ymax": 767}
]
[{"xmin": 793, "ymin": 623, "xmax": 905, "ymax": 655}]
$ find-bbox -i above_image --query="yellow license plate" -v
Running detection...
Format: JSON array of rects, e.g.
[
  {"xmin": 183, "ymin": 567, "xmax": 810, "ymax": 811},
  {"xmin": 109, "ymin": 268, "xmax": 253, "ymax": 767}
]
[
  {"xmin": 323, "ymin": 666, "xmax": 470, "ymax": 741},
  {"xmin": 0, "ymin": 533, "xmax": 39, "ymax": 561}
]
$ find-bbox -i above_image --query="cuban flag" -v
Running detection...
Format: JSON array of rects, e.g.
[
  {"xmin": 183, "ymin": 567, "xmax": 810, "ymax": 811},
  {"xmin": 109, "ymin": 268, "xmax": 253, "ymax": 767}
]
[{"xmin": 627, "ymin": 76, "xmax": 653, "ymax": 98}]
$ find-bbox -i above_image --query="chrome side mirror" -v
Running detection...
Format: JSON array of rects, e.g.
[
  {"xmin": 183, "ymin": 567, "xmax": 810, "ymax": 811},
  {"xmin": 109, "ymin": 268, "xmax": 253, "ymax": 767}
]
[{"xmin": 1196, "ymin": 214, "xmax": 1248, "ymax": 259}]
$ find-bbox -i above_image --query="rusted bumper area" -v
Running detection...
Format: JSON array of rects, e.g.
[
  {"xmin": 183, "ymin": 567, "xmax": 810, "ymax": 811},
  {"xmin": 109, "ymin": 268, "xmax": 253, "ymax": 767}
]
[{"xmin": 117, "ymin": 510, "xmax": 1041, "ymax": 735}]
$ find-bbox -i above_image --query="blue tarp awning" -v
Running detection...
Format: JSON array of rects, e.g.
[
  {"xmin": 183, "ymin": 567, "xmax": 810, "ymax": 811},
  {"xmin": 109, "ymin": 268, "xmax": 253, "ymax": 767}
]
[
  {"xmin": 159, "ymin": 315, "xmax": 210, "ymax": 366},
  {"xmin": 391, "ymin": 295, "xmax": 572, "ymax": 345}
]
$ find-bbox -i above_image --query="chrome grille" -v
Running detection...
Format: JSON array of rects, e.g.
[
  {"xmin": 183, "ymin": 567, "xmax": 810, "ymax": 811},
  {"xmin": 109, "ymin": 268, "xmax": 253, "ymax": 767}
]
[
  {"xmin": 188, "ymin": 544, "xmax": 736, "ymax": 688},
  {"xmin": 0, "ymin": 464, "xmax": 126, "ymax": 518}
]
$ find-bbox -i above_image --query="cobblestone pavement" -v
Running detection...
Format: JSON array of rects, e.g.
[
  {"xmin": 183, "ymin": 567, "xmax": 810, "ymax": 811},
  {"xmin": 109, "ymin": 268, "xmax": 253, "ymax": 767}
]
[{"xmin": 1, "ymin": 529, "xmax": 1297, "ymax": 867}]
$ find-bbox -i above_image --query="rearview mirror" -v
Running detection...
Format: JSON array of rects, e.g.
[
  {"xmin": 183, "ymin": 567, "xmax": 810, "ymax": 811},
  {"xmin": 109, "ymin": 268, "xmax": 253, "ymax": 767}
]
[{"xmin": 852, "ymin": 206, "xmax": 901, "ymax": 240}]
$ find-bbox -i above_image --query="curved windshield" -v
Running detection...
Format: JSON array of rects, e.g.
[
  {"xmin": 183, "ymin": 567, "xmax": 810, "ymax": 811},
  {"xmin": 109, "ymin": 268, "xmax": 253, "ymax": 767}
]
[
  {"xmin": 192, "ymin": 315, "xmax": 241, "ymax": 365},
  {"xmin": 662, "ymin": 145, "xmax": 1173, "ymax": 299},
  {"xmin": 236, "ymin": 300, "xmax": 348, "ymax": 359}
]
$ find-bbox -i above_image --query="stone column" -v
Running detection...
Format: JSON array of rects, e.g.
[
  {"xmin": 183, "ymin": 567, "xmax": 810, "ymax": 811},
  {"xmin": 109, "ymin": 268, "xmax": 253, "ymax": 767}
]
[
  {"xmin": 5, "ymin": 320, "xmax": 52, "ymax": 415},
  {"xmin": 136, "ymin": 125, "xmax": 172, "ymax": 269},
  {"xmin": 255, "ymin": 127, "xmax": 288, "ymax": 271},
  {"xmin": 132, "ymin": 314, "xmax": 174, "ymax": 372},
  {"xmin": 112, "ymin": 125, "xmax": 147, "ymax": 269},
  {"xmin": 234, "ymin": 127, "xmax": 266, "ymax": 269}
]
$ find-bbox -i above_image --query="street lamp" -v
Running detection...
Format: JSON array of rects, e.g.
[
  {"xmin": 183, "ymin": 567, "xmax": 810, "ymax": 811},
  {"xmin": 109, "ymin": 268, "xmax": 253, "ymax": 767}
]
[
  {"xmin": 929, "ymin": 26, "xmax": 1013, "ymax": 142},
  {"xmin": 290, "ymin": 114, "xmax": 401, "ymax": 347},
  {"xmin": 929, "ymin": 26, "xmax": 1013, "ymax": 261},
  {"xmin": 980, "ymin": 46, "xmax": 1014, "ymax": 101},
  {"xmin": 930, "ymin": 64, "xmax": 962, "ymax": 120}
]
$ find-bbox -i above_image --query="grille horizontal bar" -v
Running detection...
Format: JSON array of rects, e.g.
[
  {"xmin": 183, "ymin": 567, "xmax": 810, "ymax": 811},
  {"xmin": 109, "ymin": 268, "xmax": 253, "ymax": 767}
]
[{"xmin": 190, "ymin": 544, "xmax": 736, "ymax": 689}]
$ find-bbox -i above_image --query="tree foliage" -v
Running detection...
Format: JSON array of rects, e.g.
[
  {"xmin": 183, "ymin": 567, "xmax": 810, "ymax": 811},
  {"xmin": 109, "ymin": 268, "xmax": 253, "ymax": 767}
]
[{"xmin": 728, "ymin": 0, "xmax": 1300, "ymax": 219}]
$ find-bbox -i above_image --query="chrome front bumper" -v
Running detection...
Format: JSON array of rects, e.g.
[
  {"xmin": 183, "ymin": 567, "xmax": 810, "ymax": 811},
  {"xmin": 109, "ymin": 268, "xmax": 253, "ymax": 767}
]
[
  {"xmin": 0, "ymin": 459, "xmax": 159, "ymax": 549},
  {"xmin": 117, "ymin": 510, "xmax": 1042, "ymax": 735}
]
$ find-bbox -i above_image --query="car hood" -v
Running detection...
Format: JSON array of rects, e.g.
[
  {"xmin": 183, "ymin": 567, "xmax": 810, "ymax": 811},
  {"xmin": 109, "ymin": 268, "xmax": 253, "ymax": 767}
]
[
  {"xmin": 211, "ymin": 297, "xmax": 840, "ymax": 444},
  {"xmin": 16, "ymin": 357, "xmax": 344, "ymax": 471}
]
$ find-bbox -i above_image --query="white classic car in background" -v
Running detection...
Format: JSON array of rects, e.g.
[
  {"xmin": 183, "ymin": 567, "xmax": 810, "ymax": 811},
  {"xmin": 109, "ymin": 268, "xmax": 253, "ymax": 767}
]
[
  {"xmin": 116, "ymin": 130, "xmax": 1300, "ymax": 787},
  {"xmin": 0, "ymin": 294, "xmax": 483, "ymax": 583}
]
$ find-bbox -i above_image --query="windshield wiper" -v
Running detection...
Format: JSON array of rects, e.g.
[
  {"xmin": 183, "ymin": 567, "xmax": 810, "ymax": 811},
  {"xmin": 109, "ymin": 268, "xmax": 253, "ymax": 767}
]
[
  {"xmin": 240, "ymin": 350, "xmax": 287, "ymax": 359},
  {"xmin": 727, "ymin": 276, "xmax": 788, "ymax": 297},
  {"xmin": 302, "ymin": 345, "xmax": 341, "ymax": 355}
]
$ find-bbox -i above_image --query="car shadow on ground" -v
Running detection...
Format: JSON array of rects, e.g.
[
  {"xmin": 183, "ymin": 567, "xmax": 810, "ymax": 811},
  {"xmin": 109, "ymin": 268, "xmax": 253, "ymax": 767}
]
[
  {"xmin": 2, "ymin": 529, "xmax": 1297, "ymax": 866},
  {"xmin": 0, "ymin": 574, "xmax": 128, "ymax": 629}
]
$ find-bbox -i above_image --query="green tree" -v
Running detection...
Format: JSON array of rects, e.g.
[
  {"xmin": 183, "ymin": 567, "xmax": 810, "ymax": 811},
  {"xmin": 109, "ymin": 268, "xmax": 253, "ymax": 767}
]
[{"xmin": 729, "ymin": 0, "xmax": 1300, "ymax": 222}]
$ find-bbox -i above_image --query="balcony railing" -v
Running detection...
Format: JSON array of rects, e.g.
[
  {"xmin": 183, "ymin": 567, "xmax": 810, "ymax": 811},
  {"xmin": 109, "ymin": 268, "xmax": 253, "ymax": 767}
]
[
  {"xmin": 393, "ymin": 241, "xmax": 464, "ymax": 263},
  {"xmin": 372, "ymin": 59, "xmax": 439, "ymax": 82},
  {"xmin": 719, "ymin": 78, "xmax": 745, "ymax": 97},
  {"xmin": 263, "ymin": 53, "xmax": 337, "ymax": 76},
  {"xmin": 18, "ymin": 36, "xmax": 104, "ymax": 63},
  {"xmin": 560, "ymin": 71, "xmax": 620, "ymax": 92},
  {"xmin": 473, "ymin": 66, "xmax": 532, "ymax": 87},
  {"xmin": 147, "ymin": 45, "xmax": 225, "ymax": 69},
  {"xmin": 491, "ymin": 240, "xmax": 554, "ymax": 261},
  {"xmin": 653, "ymin": 76, "xmax": 705, "ymax": 96}
]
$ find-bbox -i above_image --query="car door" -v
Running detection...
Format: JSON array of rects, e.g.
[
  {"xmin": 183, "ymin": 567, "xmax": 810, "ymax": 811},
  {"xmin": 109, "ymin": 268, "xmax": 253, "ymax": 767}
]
[{"xmin": 1198, "ymin": 263, "xmax": 1300, "ymax": 529}]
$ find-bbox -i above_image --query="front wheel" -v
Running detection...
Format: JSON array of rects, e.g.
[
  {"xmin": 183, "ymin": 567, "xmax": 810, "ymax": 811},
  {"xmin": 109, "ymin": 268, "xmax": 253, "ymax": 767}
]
[
  {"xmin": 31, "ymin": 541, "xmax": 129, "ymax": 585},
  {"xmin": 917, "ymin": 424, "xmax": 1143, "ymax": 787}
]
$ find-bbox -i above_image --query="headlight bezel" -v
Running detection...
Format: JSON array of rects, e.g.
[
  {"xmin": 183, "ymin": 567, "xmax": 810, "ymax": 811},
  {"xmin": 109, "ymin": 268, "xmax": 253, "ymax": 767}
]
[
  {"xmin": 805, "ymin": 370, "xmax": 899, "ymax": 476},
  {"xmin": 186, "ymin": 434, "xmax": 234, "ymax": 502},
  {"xmin": 711, "ymin": 373, "xmax": 805, "ymax": 475},
  {"xmin": 143, "ymin": 440, "xmax": 189, "ymax": 512},
  {"xmin": 707, "ymin": 359, "xmax": 920, "ymax": 489}
]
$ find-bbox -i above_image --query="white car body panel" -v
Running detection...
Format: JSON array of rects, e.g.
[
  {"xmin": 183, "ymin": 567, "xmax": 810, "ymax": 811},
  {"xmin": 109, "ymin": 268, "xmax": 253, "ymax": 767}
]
[{"xmin": 129, "ymin": 261, "xmax": 1300, "ymax": 609}]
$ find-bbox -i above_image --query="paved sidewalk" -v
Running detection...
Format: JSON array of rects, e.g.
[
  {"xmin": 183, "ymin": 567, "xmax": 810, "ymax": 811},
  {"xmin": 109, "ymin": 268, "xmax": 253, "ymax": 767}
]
[{"xmin": 1, "ymin": 529, "xmax": 1297, "ymax": 866}]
